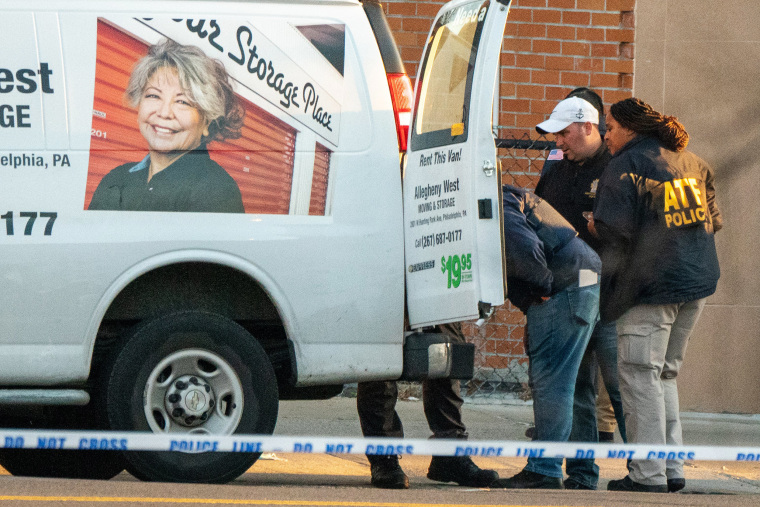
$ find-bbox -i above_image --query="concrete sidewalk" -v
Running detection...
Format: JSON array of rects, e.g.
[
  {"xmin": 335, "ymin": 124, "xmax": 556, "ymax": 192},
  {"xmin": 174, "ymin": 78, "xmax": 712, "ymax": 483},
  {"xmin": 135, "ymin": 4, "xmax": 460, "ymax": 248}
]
[{"xmin": 274, "ymin": 395, "xmax": 760, "ymax": 495}]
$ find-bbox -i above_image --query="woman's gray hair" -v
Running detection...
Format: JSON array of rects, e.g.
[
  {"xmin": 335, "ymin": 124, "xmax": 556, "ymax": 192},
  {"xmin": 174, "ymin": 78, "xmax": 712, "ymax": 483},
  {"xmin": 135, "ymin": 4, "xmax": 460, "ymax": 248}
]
[{"xmin": 126, "ymin": 38, "xmax": 244, "ymax": 143}]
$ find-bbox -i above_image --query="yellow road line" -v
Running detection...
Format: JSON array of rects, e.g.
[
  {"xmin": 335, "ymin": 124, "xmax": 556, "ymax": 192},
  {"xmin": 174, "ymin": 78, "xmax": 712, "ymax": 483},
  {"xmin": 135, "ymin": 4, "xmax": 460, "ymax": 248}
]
[{"xmin": 0, "ymin": 496, "xmax": 577, "ymax": 507}]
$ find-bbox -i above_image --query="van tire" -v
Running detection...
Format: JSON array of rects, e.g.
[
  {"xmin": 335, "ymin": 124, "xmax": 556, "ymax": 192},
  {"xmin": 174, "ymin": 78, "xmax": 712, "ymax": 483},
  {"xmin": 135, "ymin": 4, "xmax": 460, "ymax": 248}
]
[{"xmin": 101, "ymin": 311, "xmax": 278, "ymax": 483}]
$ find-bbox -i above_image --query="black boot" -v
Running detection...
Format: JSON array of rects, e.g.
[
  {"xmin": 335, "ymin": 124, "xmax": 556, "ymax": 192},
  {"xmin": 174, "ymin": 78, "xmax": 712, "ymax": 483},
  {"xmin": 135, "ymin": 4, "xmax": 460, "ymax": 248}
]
[
  {"xmin": 607, "ymin": 475, "xmax": 667, "ymax": 493},
  {"xmin": 490, "ymin": 469, "xmax": 564, "ymax": 489},
  {"xmin": 427, "ymin": 456, "xmax": 498, "ymax": 487},
  {"xmin": 367, "ymin": 455, "xmax": 409, "ymax": 489}
]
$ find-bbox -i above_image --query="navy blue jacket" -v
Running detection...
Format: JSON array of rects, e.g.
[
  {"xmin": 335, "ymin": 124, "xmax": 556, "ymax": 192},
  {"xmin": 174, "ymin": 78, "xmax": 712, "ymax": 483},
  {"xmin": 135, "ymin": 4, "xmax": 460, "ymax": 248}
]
[
  {"xmin": 503, "ymin": 185, "xmax": 601, "ymax": 313},
  {"xmin": 593, "ymin": 135, "xmax": 720, "ymax": 321}
]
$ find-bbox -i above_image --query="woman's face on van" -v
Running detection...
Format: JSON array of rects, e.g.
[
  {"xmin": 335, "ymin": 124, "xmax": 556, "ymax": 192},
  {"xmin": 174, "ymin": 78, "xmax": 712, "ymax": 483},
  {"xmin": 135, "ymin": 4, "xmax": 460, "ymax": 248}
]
[{"xmin": 137, "ymin": 68, "xmax": 209, "ymax": 155}]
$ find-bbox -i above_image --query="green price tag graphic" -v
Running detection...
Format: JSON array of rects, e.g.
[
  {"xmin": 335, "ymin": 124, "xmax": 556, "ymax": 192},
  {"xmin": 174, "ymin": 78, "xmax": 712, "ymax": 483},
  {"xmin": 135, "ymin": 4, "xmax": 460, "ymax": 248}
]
[{"xmin": 441, "ymin": 253, "xmax": 472, "ymax": 288}]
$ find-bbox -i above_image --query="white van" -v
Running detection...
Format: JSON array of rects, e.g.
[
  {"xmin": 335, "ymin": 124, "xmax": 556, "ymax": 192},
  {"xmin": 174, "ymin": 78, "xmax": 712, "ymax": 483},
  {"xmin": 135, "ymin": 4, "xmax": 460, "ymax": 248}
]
[{"xmin": 0, "ymin": 0, "xmax": 510, "ymax": 483}]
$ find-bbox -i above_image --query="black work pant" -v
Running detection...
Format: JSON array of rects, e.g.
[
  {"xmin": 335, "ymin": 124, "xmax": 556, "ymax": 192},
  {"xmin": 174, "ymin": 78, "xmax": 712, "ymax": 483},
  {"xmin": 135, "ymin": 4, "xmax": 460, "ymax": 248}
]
[{"xmin": 356, "ymin": 323, "xmax": 468, "ymax": 440}]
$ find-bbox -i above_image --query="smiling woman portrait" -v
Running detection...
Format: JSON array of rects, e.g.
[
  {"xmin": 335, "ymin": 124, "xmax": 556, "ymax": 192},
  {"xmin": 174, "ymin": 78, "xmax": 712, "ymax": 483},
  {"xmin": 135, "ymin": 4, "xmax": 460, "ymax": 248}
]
[{"xmin": 88, "ymin": 38, "xmax": 245, "ymax": 213}]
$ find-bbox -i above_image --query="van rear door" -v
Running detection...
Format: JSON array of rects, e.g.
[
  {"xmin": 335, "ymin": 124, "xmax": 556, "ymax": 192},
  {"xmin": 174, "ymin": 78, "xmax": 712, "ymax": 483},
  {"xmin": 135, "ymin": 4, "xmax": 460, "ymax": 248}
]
[{"xmin": 403, "ymin": 0, "xmax": 509, "ymax": 328}]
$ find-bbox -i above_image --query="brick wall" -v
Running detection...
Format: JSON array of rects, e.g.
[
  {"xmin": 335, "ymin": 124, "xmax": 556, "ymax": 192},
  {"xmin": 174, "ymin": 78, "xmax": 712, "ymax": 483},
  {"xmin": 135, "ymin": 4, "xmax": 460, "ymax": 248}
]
[{"xmin": 383, "ymin": 0, "xmax": 635, "ymax": 382}]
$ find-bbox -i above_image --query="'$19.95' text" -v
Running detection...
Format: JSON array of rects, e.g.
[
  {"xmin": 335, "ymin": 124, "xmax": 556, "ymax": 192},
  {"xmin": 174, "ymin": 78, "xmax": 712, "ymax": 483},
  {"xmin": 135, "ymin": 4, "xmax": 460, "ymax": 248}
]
[{"xmin": 441, "ymin": 253, "xmax": 472, "ymax": 288}]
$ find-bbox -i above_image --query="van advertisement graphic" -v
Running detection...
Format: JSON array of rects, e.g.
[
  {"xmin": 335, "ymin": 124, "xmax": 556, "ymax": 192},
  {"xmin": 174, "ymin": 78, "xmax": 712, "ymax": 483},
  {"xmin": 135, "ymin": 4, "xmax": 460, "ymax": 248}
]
[{"xmin": 0, "ymin": 13, "xmax": 344, "ymax": 216}]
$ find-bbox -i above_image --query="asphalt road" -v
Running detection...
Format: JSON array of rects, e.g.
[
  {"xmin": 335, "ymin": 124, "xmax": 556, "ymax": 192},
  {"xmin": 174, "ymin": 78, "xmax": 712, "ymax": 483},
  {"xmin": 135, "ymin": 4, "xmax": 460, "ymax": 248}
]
[{"xmin": 1, "ymin": 397, "xmax": 759, "ymax": 506}]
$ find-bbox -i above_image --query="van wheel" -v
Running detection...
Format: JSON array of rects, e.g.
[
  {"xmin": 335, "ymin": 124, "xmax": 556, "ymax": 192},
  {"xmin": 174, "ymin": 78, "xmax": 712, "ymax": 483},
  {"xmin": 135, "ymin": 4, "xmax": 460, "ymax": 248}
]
[
  {"xmin": 0, "ymin": 407, "xmax": 126, "ymax": 479},
  {"xmin": 102, "ymin": 311, "xmax": 279, "ymax": 483}
]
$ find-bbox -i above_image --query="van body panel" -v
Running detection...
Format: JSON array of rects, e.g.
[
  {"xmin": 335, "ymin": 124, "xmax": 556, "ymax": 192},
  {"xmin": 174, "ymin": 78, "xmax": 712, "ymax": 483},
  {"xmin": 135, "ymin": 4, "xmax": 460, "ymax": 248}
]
[{"xmin": 0, "ymin": 1, "xmax": 404, "ymax": 385}]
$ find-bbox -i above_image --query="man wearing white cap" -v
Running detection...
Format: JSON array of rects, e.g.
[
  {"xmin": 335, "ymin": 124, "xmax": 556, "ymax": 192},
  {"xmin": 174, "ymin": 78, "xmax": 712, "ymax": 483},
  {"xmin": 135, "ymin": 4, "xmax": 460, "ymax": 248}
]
[{"xmin": 533, "ymin": 92, "xmax": 625, "ymax": 491}]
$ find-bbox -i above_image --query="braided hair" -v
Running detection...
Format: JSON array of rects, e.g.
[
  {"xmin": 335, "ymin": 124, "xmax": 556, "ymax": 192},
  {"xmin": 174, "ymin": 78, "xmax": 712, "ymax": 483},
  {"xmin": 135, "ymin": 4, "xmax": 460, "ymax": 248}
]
[{"xmin": 609, "ymin": 98, "xmax": 689, "ymax": 152}]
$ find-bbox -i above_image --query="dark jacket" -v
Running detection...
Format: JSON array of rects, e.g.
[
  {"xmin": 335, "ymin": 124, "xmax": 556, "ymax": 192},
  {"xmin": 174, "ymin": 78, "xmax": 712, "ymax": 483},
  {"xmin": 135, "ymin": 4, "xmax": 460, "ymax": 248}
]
[
  {"xmin": 503, "ymin": 185, "xmax": 601, "ymax": 313},
  {"xmin": 593, "ymin": 135, "xmax": 720, "ymax": 321},
  {"xmin": 89, "ymin": 150, "xmax": 244, "ymax": 213},
  {"xmin": 535, "ymin": 143, "xmax": 611, "ymax": 252}
]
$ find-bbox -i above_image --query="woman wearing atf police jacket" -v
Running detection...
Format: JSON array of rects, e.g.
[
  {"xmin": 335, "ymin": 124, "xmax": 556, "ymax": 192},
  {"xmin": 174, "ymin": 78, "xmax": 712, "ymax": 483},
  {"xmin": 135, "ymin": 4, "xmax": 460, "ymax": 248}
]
[{"xmin": 590, "ymin": 98, "xmax": 721, "ymax": 494}]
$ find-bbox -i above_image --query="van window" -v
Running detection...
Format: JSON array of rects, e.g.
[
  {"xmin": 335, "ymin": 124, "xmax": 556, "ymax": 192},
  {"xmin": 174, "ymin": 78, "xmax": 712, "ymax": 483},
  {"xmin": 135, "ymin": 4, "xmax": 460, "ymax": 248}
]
[{"xmin": 410, "ymin": 0, "xmax": 489, "ymax": 151}]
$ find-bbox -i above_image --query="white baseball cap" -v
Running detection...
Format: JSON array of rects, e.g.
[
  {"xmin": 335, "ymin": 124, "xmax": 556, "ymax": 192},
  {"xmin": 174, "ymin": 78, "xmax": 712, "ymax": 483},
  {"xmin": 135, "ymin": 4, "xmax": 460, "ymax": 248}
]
[{"xmin": 536, "ymin": 97, "xmax": 599, "ymax": 134}]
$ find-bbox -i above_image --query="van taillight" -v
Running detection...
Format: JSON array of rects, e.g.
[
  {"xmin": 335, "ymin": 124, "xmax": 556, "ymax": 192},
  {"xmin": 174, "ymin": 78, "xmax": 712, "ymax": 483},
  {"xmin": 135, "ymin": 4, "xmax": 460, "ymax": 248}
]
[{"xmin": 387, "ymin": 73, "xmax": 413, "ymax": 153}]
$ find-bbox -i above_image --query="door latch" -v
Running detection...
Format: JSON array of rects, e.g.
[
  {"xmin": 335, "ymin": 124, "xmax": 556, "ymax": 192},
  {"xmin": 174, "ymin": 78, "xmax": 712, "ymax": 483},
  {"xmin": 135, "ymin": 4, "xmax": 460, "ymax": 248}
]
[{"xmin": 482, "ymin": 160, "xmax": 496, "ymax": 177}]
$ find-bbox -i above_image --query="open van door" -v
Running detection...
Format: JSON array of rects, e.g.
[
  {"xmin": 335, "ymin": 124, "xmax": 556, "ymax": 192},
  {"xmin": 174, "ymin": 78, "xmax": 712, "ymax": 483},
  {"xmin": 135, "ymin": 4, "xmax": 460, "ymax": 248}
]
[{"xmin": 403, "ymin": 0, "xmax": 509, "ymax": 328}]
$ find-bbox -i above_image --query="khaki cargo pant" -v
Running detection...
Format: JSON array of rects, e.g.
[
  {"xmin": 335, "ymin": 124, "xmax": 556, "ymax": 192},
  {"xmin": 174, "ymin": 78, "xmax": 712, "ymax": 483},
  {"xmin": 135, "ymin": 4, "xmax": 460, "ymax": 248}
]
[{"xmin": 616, "ymin": 298, "xmax": 707, "ymax": 485}]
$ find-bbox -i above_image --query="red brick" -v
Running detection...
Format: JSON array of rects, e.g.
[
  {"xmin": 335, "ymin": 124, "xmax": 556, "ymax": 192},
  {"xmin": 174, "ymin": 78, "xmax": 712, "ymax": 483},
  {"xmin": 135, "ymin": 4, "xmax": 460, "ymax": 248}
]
[
  {"xmin": 483, "ymin": 355, "xmax": 510, "ymax": 370},
  {"xmin": 603, "ymin": 89, "xmax": 634, "ymax": 104},
  {"xmin": 517, "ymin": 84, "xmax": 546, "ymax": 99},
  {"xmin": 547, "ymin": 25, "xmax": 577, "ymax": 40},
  {"xmin": 622, "ymin": 11, "xmax": 635, "ymax": 28},
  {"xmin": 387, "ymin": 3, "xmax": 417, "ymax": 16},
  {"xmin": 531, "ymin": 69, "xmax": 561, "ymax": 84},
  {"xmin": 546, "ymin": 86, "xmax": 573, "ymax": 101},
  {"xmin": 620, "ymin": 42, "xmax": 634, "ymax": 59},
  {"xmin": 386, "ymin": 17, "xmax": 403, "ymax": 32},
  {"xmin": 605, "ymin": 58, "xmax": 634, "ymax": 73},
  {"xmin": 503, "ymin": 65, "xmax": 531, "ymax": 82},
  {"xmin": 606, "ymin": 28, "xmax": 635, "ymax": 42},
  {"xmin": 593, "ymin": 12, "xmax": 621, "ymax": 26},
  {"xmin": 505, "ymin": 23, "xmax": 520, "ymax": 37},
  {"xmin": 620, "ymin": 73, "xmax": 633, "ymax": 89},
  {"xmin": 561, "ymin": 71, "xmax": 591, "ymax": 86},
  {"xmin": 507, "ymin": 38, "xmax": 534, "ymax": 52},
  {"xmin": 400, "ymin": 47, "xmax": 422, "ymax": 63},
  {"xmin": 516, "ymin": 113, "xmax": 548, "ymax": 128},
  {"xmin": 591, "ymin": 42, "xmax": 619, "ymax": 57},
  {"xmin": 575, "ymin": 57, "xmax": 604, "ymax": 72},
  {"xmin": 500, "ymin": 52, "xmax": 517, "ymax": 67},
  {"xmin": 563, "ymin": 11, "xmax": 591, "ymax": 26},
  {"xmin": 577, "ymin": 27, "xmax": 605, "ymax": 41},
  {"xmin": 533, "ymin": 99, "xmax": 558, "ymax": 114},
  {"xmin": 495, "ymin": 339, "xmax": 525, "ymax": 355},
  {"xmin": 402, "ymin": 17, "xmax": 433, "ymax": 32},
  {"xmin": 499, "ymin": 82, "xmax": 517, "ymax": 97},
  {"xmin": 518, "ymin": 23, "xmax": 548, "ymax": 38},
  {"xmin": 508, "ymin": 7, "xmax": 533, "ymax": 23},
  {"xmin": 606, "ymin": 0, "xmax": 636, "ymax": 11},
  {"xmin": 548, "ymin": 0, "xmax": 576, "ymax": 7},
  {"xmin": 517, "ymin": 53, "xmax": 546, "ymax": 69},
  {"xmin": 533, "ymin": 9, "xmax": 562, "ymax": 24},
  {"xmin": 486, "ymin": 324, "xmax": 510, "ymax": 340},
  {"xmin": 392, "ymin": 31, "xmax": 418, "ymax": 47},
  {"xmin": 509, "ymin": 172, "xmax": 540, "ymax": 189},
  {"xmin": 590, "ymin": 72, "xmax": 620, "ymax": 88},
  {"xmin": 563, "ymin": 41, "xmax": 591, "ymax": 56},
  {"xmin": 533, "ymin": 38, "xmax": 562, "ymax": 54},
  {"xmin": 510, "ymin": 325, "xmax": 525, "ymax": 341},
  {"xmin": 498, "ymin": 113, "xmax": 517, "ymax": 127},
  {"xmin": 516, "ymin": 0, "xmax": 548, "ymax": 7},
  {"xmin": 416, "ymin": 3, "xmax": 444, "ymax": 17},
  {"xmin": 503, "ymin": 98, "xmax": 532, "ymax": 113},
  {"xmin": 546, "ymin": 55, "xmax": 574, "ymax": 70},
  {"xmin": 576, "ymin": 0, "xmax": 606, "ymax": 9}
]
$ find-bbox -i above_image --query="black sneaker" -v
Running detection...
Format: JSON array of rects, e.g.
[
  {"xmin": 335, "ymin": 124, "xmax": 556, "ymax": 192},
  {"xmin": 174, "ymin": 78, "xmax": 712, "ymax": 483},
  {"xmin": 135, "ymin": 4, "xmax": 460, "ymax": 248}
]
[
  {"xmin": 490, "ymin": 469, "xmax": 563, "ymax": 489},
  {"xmin": 427, "ymin": 456, "xmax": 498, "ymax": 487},
  {"xmin": 367, "ymin": 455, "xmax": 409, "ymax": 489},
  {"xmin": 667, "ymin": 478, "xmax": 686, "ymax": 492},
  {"xmin": 563, "ymin": 478, "xmax": 595, "ymax": 490},
  {"xmin": 607, "ymin": 475, "xmax": 667, "ymax": 493}
]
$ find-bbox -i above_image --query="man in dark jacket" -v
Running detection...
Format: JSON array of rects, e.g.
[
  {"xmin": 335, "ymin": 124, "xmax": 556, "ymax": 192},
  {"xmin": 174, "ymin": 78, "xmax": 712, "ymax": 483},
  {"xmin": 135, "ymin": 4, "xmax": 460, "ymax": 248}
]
[
  {"xmin": 491, "ymin": 185, "xmax": 600, "ymax": 489},
  {"xmin": 533, "ymin": 90, "xmax": 625, "ymax": 490}
]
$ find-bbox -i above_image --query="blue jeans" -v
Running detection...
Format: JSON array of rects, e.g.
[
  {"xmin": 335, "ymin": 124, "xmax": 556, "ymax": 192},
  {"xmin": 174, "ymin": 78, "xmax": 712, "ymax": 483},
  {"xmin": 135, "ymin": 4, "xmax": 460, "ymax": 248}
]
[
  {"xmin": 564, "ymin": 319, "xmax": 626, "ymax": 488},
  {"xmin": 524, "ymin": 283, "xmax": 599, "ymax": 478}
]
